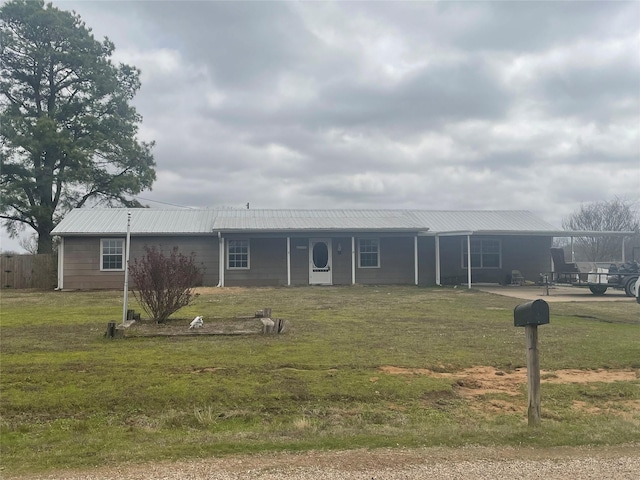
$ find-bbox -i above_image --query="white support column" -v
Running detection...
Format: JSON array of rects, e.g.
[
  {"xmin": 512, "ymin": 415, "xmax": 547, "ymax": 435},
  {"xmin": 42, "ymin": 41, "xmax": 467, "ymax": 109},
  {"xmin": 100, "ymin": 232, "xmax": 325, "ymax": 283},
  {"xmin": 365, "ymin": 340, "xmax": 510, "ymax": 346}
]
[
  {"xmin": 286, "ymin": 237, "xmax": 291, "ymax": 286},
  {"xmin": 219, "ymin": 235, "xmax": 225, "ymax": 287},
  {"xmin": 351, "ymin": 236, "xmax": 356, "ymax": 285},
  {"xmin": 467, "ymin": 235, "xmax": 472, "ymax": 289},
  {"xmin": 621, "ymin": 237, "xmax": 626, "ymax": 262},
  {"xmin": 57, "ymin": 237, "xmax": 64, "ymax": 290},
  {"xmin": 570, "ymin": 237, "xmax": 575, "ymax": 263},
  {"xmin": 435, "ymin": 235, "xmax": 441, "ymax": 286},
  {"xmin": 414, "ymin": 235, "xmax": 419, "ymax": 285}
]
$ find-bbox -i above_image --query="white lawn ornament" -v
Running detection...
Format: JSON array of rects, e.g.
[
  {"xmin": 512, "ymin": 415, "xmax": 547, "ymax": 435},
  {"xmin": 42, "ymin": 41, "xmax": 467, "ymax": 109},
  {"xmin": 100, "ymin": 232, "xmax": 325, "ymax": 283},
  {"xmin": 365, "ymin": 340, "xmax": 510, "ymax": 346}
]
[{"xmin": 189, "ymin": 316, "xmax": 204, "ymax": 329}]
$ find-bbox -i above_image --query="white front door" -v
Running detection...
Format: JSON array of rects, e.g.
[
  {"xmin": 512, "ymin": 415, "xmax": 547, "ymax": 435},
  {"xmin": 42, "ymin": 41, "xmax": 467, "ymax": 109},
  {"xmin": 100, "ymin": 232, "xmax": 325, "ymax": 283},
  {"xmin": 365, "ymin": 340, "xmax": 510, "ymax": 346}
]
[{"xmin": 309, "ymin": 238, "xmax": 332, "ymax": 285}]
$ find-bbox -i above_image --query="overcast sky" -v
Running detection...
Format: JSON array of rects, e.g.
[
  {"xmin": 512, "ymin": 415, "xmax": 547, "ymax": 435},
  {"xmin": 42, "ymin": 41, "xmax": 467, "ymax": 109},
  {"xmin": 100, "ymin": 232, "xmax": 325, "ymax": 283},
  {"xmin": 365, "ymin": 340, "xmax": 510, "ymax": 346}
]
[{"xmin": 2, "ymin": 0, "xmax": 640, "ymax": 252}]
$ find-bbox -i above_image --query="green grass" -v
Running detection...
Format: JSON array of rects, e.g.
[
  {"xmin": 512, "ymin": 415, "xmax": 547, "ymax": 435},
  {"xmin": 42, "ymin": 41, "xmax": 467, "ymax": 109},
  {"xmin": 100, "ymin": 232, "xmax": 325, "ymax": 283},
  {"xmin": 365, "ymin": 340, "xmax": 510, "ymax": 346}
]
[{"xmin": 1, "ymin": 286, "xmax": 639, "ymax": 474}]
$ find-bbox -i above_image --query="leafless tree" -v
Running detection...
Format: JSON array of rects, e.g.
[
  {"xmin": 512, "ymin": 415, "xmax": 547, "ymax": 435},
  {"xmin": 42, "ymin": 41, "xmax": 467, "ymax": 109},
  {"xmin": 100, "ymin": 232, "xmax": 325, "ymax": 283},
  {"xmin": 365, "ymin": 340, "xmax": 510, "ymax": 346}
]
[
  {"xmin": 18, "ymin": 235, "xmax": 38, "ymax": 255},
  {"xmin": 129, "ymin": 246, "xmax": 203, "ymax": 323},
  {"xmin": 562, "ymin": 198, "xmax": 639, "ymax": 262}
]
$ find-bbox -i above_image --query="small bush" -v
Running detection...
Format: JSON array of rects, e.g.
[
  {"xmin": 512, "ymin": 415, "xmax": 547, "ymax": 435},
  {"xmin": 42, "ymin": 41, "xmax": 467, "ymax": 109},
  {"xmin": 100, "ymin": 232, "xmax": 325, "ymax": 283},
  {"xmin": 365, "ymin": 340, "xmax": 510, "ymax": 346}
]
[{"xmin": 129, "ymin": 246, "xmax": 203, "ymax": 323}]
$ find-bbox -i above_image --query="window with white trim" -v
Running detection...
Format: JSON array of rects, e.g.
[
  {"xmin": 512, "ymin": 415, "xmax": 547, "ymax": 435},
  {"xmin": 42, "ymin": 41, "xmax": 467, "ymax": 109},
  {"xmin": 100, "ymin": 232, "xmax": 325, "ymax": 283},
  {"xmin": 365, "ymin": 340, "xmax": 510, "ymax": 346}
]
[
  {"xmin": 358, "ymin": 238, "xmax": 380, "ymax": 268},
  {"xmin": 462, "ymin": 238, "xmax": 501, "ymax": 268},
  {"xmin": 227, "ymin": 239, "xmax": 249, "ymax": 269},
  {"xmin": 101, "ymin": 239, "xmax": 125, "ymax": 271}
]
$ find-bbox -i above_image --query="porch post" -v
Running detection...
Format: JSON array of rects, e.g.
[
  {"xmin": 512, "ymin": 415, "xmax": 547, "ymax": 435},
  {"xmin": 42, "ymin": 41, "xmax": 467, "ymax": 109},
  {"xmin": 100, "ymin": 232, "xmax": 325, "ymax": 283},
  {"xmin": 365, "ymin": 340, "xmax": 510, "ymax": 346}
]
[
  {"xmin": 414, "ymin": 235, "xmax": 419, "ymax": 285},
  {"xmin": 351, "ymin": 236, "xmax": 356, "ymax": 285},
  {"xmin": 57, "ymin": 237, "xmax": 64, "ymax": 290},
  {"xmin": 467, "ymin": 235, "xmax": 472, "ymax": 289},
  {"xmin": 570, "ymin": 236, "xmax": 575, "ymax": 262},
  {"xmin": 218, "ymin": 234, "xmax": 225, "ymax": 287},
  {"xmin": 286, "ymin": 237, "xmax": 291, "ymax": 286},
  {"xmin": 122, "ymin": 212, "xmax": 132, "ymax": 325},
  {"xmin": 435, "ymin": 235, "xmax": 441, "ymax": 286}
]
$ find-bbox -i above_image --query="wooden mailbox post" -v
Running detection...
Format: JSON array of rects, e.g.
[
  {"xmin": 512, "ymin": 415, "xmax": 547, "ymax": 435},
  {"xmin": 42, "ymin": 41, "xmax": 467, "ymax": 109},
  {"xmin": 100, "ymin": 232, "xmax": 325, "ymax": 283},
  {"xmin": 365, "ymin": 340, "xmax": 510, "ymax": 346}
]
[{"xmin": 514, "ymin": 299, "xmax": 549, "ymax": 427}]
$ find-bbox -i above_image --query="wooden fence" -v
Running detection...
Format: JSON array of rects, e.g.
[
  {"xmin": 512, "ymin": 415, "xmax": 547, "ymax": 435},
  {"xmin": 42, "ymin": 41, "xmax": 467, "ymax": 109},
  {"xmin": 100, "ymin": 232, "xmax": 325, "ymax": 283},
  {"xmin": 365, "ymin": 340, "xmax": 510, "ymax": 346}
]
[{"xmin": 1, "ymin": 254, "xmax": 57, "ymax": 290}]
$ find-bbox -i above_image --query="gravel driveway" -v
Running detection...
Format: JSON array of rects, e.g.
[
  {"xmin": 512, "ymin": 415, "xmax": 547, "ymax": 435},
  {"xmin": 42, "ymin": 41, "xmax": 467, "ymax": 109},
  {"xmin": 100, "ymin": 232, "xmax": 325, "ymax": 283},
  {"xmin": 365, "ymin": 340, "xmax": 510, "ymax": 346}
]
[{"xmin": 9, "ymin": 445, "xmax": 640, "ymax": 480}]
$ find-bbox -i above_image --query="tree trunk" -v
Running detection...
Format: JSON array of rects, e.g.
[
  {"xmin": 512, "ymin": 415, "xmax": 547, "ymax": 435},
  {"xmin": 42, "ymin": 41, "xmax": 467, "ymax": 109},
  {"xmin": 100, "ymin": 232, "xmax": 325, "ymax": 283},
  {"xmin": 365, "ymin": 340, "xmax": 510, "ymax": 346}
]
[
  {"xmin": 36, "ymin": 222, "xmax": 54, "ymax": 254},
  {"xmin": 37, "ymin": 231, "xmax": 53, "ymax": 254}
]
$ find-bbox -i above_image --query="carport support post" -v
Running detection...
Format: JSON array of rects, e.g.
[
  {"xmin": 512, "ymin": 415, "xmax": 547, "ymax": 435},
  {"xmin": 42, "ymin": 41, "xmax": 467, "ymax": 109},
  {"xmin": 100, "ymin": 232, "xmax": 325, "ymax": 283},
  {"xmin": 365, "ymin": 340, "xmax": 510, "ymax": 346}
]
[
  {"xmin": 525, "ymin": 324, "xmax": 541, "ymax": 426},
  {"xmin": 467, "ymin": 235, "xmax": 472, "ymax": 289}
]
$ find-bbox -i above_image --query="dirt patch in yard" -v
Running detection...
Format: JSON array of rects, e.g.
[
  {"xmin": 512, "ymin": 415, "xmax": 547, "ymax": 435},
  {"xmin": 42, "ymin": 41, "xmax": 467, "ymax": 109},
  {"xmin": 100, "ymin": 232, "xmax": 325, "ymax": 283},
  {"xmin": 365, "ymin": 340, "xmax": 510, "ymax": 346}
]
[
  {"xmin": 379, "ymin": 365, "xmax": 640, "ymax": 415},
  {"xmin": 379, "ymin": 365, "xmax": 638, "ymax": 397}
]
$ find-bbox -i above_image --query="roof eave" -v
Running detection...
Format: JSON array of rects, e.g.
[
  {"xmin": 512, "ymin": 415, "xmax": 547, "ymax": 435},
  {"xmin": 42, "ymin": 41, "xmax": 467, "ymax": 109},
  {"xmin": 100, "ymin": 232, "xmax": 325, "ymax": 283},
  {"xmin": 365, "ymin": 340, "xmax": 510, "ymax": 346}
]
[
  {"xmin": 215, "ymin": 227, "xmax": 429, "ymax": 234},
  {"xmin": 427, "ymin": 230, "xmax": 637, "ymax": 237}
]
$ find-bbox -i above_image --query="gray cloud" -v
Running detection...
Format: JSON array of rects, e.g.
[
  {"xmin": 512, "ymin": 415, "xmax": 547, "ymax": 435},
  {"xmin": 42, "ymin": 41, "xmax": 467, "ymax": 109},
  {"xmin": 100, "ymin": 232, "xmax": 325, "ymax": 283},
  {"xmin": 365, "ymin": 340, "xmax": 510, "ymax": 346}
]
[
  {"xmin": 3, "ymin": 0, "xmax": 636, "ymax": 252},
  {"xmin": 535, "ymin": 61, "xmax": 640, "ymax": 122},
  {"xmin": 449, "ymin": 1, "xmax": 639, "ymax": 52}
]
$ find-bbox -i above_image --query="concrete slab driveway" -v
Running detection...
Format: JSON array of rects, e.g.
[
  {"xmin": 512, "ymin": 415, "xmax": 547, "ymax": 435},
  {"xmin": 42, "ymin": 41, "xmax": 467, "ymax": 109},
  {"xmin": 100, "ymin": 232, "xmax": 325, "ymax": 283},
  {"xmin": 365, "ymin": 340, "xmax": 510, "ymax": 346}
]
[{"xmin": 476, "ymin": 285, "xmax": 632, "ymax": 303}]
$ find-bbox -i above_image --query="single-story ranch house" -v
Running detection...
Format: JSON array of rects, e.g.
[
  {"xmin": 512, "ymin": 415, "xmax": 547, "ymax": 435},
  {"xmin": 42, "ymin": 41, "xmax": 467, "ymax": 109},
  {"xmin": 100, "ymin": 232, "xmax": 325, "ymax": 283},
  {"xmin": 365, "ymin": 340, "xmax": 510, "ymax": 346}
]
[{"xmin": 51, "ymin": 208, "xmax": 577, "ymax": 290}]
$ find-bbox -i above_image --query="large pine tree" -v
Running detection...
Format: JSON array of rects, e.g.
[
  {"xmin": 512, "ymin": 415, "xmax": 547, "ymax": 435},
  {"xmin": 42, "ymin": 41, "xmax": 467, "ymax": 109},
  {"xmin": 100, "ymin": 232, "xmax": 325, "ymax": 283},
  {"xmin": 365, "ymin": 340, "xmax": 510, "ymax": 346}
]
[{"xmin": 0, "ymin": 0, "xmax": 156, "ymax": 253}]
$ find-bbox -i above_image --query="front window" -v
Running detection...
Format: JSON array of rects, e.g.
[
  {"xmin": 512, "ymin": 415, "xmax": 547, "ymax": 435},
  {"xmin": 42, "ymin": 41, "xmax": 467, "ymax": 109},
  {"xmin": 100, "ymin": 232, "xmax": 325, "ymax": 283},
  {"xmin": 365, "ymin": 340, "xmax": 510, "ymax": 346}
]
[
  {"xmin": 462, "ymin": 238, "xmax": 501, "ymax": 268},
  {"xmin": 101, "ymin": 239, "xmax": 124, "ymax": 271},
  {"xmin": 358, "ymin": 238, "xmax": 379, "ymax": 268},
  {"xmin": 228, "ymin": 239, "xmax": 249, "ymax": 269}
]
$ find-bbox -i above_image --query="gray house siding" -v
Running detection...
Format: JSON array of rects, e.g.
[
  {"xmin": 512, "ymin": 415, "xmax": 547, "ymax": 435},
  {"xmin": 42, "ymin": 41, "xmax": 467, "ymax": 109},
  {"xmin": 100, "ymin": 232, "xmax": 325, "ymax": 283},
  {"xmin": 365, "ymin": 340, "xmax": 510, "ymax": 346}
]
[
  {"xmin": 63, "ymin": 236, "xmax": 219, "ymax": 290},
  {"xmin": 224, "ymin": 237, "xmax": 287, "ymax": 287},
  {"xmin": 502, "ymin": 235, "xmax": 552, "ymax": 282},
  {"xmin": 355, "ymin": 236, "xmax": 415, "ymax": 285},
  {"xmin": 331, "ymin": 237, "xmax": 352, "ymax": 285},
  {"xmin": 64, "ymin": 237, "xmax": 124, "ymax": 290},
  {"xmin": 289, "ymin": 237, "xmax": 309, "ymax": 285},
  {"xmin": 223, "ymin": 234, "xmax": 419, "ymax": 286},
  {"xmin": 437, "ymin": 235, "xmax": 552, "ymax": 285},
  {"xmin": 60, "ymin": 231, "xmax": 552, "ymax": 290},
  {"xmin": 418, "ymin": 236, "xmax": 436, "ymax": 287},
  {"xmin": 132, "ymin": 236, "xmax": 219, "ymax": 287}
]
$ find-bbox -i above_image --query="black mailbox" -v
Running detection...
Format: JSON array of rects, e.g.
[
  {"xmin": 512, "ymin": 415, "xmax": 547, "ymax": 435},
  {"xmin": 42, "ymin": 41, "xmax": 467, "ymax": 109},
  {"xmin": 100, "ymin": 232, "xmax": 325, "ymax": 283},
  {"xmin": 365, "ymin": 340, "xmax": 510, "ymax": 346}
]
[{"xmin": 514, "ymin": 299, "xmax": 549, "ymax": 327}]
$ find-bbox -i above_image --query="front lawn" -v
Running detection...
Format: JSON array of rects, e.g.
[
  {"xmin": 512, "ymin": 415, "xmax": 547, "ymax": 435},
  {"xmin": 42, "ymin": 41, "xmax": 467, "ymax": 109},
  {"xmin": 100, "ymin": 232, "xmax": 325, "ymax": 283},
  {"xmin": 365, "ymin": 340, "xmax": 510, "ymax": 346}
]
[{"xmin": 1, "ymin": 286, "xmax": 638, "ymax": 475}]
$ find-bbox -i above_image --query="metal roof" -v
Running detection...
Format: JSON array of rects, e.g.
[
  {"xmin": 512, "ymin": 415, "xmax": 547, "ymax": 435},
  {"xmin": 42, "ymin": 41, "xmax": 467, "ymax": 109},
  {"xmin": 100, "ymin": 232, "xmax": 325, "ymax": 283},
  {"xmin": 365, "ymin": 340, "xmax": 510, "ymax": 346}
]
[
  {"xmin": 211, "ymin": 209, "xmax": 424, "ymax": 231},
  {"xmin": 52, "ymin": 207, "xmax": 590, "ymax": 236},
  {"xmin": 51, "ymin": 209, "xmax": 218, "ymax": 235},
  {"xmin": 406, "ymin": 210, "xmax": 559, "ymax": 234}
]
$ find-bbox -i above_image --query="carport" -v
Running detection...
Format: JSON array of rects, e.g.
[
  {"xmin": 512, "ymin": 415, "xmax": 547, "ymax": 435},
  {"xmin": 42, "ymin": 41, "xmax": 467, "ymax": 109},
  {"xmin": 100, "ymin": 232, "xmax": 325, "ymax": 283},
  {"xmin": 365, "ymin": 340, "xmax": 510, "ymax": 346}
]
[{"xmin": 433, "ymin": 229, "xmax": 636, "ymax": 290}]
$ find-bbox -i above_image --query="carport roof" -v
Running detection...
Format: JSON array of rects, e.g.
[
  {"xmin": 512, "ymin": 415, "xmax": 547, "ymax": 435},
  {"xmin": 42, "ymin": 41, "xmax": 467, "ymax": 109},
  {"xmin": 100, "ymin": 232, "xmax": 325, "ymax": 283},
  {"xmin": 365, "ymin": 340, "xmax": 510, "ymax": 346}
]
[{"xmin": 51, "ymin": 207, "xmax": 632, "ymax": 236}]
